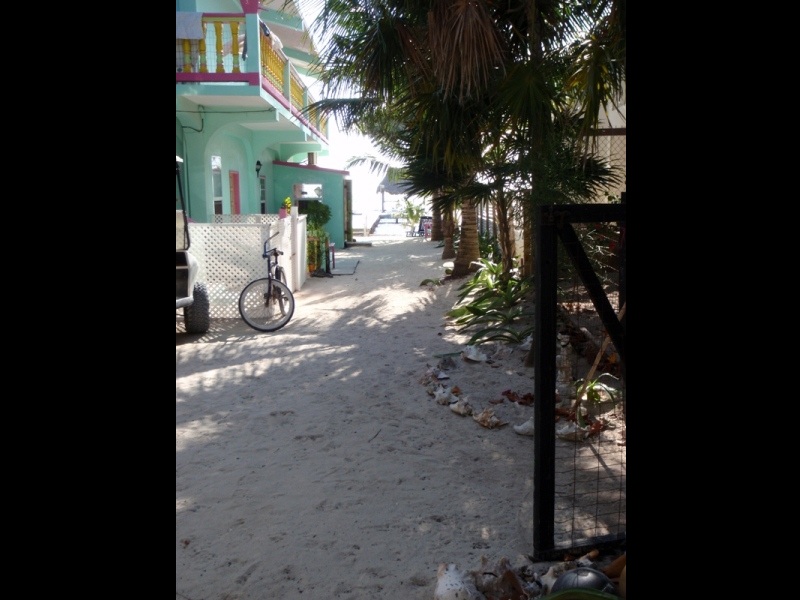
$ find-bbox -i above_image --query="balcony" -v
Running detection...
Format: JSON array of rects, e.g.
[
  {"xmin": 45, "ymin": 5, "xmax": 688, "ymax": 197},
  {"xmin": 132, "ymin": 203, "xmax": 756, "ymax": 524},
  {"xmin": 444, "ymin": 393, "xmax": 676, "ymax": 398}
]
[{"xmin": 176, "ymin": 12, "xmax": 328, "ymax": 142}]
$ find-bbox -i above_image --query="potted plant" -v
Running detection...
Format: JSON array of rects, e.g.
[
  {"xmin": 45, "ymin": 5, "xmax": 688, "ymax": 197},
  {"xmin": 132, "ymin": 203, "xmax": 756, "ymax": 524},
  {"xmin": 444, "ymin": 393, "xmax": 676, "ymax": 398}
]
[
  {"xmin": 306, "ymin": 223, "xmax": 326, "ymax": 274},
  {"xmin": 300, "ymin": 201, "xmax": 332, "ymax": 274},
  {"xmin": 279, "ymin": 196, "xmax": 292, "ymax": 219}
]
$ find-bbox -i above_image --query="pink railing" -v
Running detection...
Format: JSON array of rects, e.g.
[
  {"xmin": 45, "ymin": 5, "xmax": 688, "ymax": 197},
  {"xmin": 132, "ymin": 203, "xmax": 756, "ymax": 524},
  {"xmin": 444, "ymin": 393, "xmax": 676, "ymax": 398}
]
[{"xmin": 176, "ymin": 13, "xmax": 327, "ymax": 139}]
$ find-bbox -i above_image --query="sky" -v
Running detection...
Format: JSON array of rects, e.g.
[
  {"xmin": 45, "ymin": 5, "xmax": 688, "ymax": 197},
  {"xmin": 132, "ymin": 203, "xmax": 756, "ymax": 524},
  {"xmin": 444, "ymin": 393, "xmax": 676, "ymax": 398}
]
[
  {"xmin": 314, "ymin": 125, "xmax": 392, "ymax": 226},
  {"xmin": 293, "ymin": 0, "xmax": 411, "ymax": 227}
]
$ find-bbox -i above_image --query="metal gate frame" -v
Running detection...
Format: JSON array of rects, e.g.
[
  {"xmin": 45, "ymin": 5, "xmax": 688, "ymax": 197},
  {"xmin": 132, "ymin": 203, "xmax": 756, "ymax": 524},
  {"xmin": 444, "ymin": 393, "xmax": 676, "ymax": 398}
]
[{"xmin": 531, "ymin": 195, "xmax": 626, "ymax": 559}]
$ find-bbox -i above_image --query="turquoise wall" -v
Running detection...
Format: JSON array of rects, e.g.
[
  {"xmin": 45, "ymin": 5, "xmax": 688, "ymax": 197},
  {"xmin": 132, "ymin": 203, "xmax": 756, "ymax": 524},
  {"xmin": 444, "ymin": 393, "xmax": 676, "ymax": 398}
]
[
  {"xmin": 176, "ymin": 2, "xmax": 332, "ymax": 226},
  {"xmin": 272, "ymin": 163, "xmax": 347, "ymax": 249},
  {"xmin": 176, "ymin": 112, "xmax": 343, "ymax": 235}
]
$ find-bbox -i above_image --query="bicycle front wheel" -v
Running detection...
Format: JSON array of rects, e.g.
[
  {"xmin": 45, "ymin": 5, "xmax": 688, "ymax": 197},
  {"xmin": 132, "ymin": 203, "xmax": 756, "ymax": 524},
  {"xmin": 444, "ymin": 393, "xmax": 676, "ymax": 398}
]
[{"xmin": 238, "ymin": 277, "xmax": 296, "ymax": 332}]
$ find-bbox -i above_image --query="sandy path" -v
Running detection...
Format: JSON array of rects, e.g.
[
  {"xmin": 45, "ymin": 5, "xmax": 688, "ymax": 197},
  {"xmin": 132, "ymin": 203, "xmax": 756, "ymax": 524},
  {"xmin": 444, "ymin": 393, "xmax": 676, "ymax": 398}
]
[{"xmin": 176, "ymin": 225, "xmax": 540, "ymax": 599}]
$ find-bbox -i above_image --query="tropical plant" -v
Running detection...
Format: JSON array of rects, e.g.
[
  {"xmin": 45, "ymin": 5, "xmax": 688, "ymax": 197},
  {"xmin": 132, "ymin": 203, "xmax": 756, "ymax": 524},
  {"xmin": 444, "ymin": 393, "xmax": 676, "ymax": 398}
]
[
  {"xmin": 400, "ymin": 198, "xmax": 424, "ymax": 229},
  {"xmin": 300, "ymin": 201, "xmax": 332, "ymax": 229},
  {"xmin": 573, "ymin": 372, "xmax": 621, "ymax": 427},
  {"xmin": 301, "ymin": 200, "xmax": 332, "ymax": 272},
  {"xmin": 306, "ymin": 222, "xmax": 327, "ymax": 272},
  {"xmin": 466, "ymin": 324, "xmax": 534, "ymax": 346},
  {"xmin": 446, "ymin": 257, "xmax": 534, "ymax": 345},
  {"xmin": 282, "ymin": 196, "xmax": 293, "ymax": 210},
  {"xmin": 575, "ymin": 372, "xmax": 621, "ymax": 405},
  {"xmin": 570, "ymin": 222, "xmax": 620, "ymax": 284},
  {"xmin": 478, "ymin": 231, "xmax": 501, "ymax": 264}
]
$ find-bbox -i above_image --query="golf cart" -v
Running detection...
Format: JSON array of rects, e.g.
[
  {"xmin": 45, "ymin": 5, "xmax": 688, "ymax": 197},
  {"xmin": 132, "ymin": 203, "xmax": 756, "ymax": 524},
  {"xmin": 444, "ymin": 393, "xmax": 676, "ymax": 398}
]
[{"xmin": 176, "ymin": 156, "xmax": 210, "ymax": 334}]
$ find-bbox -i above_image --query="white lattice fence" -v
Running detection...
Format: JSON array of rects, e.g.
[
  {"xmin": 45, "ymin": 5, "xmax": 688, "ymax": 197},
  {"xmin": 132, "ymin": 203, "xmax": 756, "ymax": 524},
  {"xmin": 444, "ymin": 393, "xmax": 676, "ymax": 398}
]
[
  {"xmin": 187, "ymin": 215, "xmax": 306, "ymax": 319},
  {"xmin": 212, "ymin": 214, "xmax": 276, "ymax": 225}
]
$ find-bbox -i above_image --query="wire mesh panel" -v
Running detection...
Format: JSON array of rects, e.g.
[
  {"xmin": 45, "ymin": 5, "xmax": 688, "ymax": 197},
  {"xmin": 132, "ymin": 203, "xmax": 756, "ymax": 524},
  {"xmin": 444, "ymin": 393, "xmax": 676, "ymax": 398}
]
[
  {"xmin": 590, "ymin": 128, "xmax": 626, "ymax": 202},
  {"xmin": 532, "ymin": 202, "xmax": 626, "ymax": 559},
  {"xmin": 553, "ymin": 432, "xmax": 626, "ymax": 549},
  {"xmin": 551, "ymin": 224, "xmax": 626, "ymax": 550}
]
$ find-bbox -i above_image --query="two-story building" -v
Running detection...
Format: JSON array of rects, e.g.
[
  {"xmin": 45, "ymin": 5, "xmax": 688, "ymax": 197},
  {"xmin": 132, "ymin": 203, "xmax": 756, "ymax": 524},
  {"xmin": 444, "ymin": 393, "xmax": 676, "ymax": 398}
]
[{"xmin": 176, "ymin": 0, "xmax": 351, "ymax": 249}]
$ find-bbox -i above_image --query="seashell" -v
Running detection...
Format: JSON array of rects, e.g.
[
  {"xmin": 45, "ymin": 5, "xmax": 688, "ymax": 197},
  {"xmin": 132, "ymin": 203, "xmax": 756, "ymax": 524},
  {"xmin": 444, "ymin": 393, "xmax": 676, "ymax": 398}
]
[
  {"xmin": 474, "ymin": 556, "xmax": 529, "ymax": 600},
  {"xmin": 472, "ymin": 408, "xmax": 507, "ymax": 429},
  {"xmin": 575, "ymin": 549, "xmax": 600, "ymax": 569},
  {"xmin": 556, "ymin": 421, "xmax": 588, "ymax": 441},
  {"xmin": 513, "ymin": 417, "xmax": 535, "ymax": 436},
  {"xmin": 426, "ymin": 382, "xmax": 442, "ymax": 396},
  {"xmin": 419, "ymin": 367, "xmax": 440, "ymax": 385},
  {"xmin": 540, "ymin": 564, "xmax": 568, "ymax": 594},
  {"xmin": 461, "ymin": 345, "xmax": 488, "ymax": 362},
  {"xmin": 450, "ymin": 398, "xmax": 473, "ymax": 415},
  {"xmin": 434, "ymin": 563, "xmax": 486, "ymax": 600},
  {"xmin": 434, "ymin": 385, "xmax": 457, "ymax": 405},
  {"xmin": 518, "ymin": 334, "xmax": 533, "ymax": 351}
]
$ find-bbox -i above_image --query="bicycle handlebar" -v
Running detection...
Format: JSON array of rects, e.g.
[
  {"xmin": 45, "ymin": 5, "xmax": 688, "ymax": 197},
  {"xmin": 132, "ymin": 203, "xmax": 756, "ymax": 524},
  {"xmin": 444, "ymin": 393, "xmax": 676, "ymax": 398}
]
[{"xmin": 262, "ymin": 239, "xmax": 284, "ymax": 258}]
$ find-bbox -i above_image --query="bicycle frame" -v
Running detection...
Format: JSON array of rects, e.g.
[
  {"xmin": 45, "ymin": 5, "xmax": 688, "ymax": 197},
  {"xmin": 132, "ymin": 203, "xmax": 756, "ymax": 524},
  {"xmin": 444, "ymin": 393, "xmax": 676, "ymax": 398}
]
[
  {"xmin": 263, "ymin": 240, "xmax": 283, "ymax": 299},
  {"xmin": 238, "ymin": 232, "xmax": 295, "ymax": 332}
]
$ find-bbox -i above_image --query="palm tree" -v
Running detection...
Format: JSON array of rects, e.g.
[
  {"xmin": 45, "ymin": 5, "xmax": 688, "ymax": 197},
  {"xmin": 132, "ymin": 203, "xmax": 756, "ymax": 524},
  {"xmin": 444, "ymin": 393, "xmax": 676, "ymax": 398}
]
[
  {"xmin": 303, "ymin": 0, "xmax": 626, "ymax": 279},
  {"xmin": 337, "ymin": 108, "xmax": 469, "ymax": 263},
  {"xmin": 303, "ymin": 1, "xmax": 489, "ymax": 275},
  {"xmin": 564, "ymin": 0, "xmax": 626, "ymax": 145}
]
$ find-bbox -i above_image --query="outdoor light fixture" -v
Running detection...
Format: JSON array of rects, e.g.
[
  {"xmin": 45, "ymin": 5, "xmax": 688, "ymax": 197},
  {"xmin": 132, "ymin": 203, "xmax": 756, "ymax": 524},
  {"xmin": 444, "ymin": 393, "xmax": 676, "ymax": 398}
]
[{"xmin": 255, "ymin": 160, "xmax": 262, "ymax": 176}]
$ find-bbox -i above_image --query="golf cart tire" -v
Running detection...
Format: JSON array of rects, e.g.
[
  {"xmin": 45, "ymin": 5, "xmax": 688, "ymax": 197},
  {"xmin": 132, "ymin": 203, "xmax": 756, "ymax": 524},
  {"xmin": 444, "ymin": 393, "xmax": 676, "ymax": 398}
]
[{"xmin": 184, "ymin": 282, "xmax": 210, "ymax": 334}]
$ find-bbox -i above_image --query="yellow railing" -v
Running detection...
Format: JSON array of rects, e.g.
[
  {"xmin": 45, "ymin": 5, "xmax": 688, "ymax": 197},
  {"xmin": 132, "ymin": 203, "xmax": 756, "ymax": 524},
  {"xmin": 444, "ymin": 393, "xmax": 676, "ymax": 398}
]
[
  {"xmin": 261, "ymin": 33, "xmax": 284, "ymax": 90},
  {"xmin": 290, "ymin": 72, "xmax": 305, "ymax": 110},
  {"xmin": 210, "ymin": 17, "xmax": 243, "ymax": 73},
  {"xmin": 176, "ymin": 15, "xmax": 245, "ymax": 74},
  {"xmin": 176, "ymin": 13, "xmax": 327, "ymax": 137}
]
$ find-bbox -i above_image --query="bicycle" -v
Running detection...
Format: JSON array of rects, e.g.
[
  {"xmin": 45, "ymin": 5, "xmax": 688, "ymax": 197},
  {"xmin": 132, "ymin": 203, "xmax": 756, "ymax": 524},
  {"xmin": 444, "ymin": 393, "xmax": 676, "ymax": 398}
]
[{"xmin": 238, "ymin": 233, "xmax": 296, "ymax": 332}]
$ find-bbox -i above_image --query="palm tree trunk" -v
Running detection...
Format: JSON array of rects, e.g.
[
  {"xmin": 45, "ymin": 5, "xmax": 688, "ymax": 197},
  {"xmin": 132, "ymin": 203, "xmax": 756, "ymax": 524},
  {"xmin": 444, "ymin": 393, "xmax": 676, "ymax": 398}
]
[
  {"xmin": 494, "ymin": 192, "xmax": 516, "ymax": 274},
  {"xmin": 521, "ymin": 195, "xmax": 534, "ymax": 278},
  {"xmin": 441, "ymin": 208, "xmax": 456, "ymax": 260},
  {"xmin": 431, "ymin": 203, "xmax": 443, "ymax": 242},
  {"xmin": 451, "ymin": 198, "xmax": 480, "ymax": 277}
]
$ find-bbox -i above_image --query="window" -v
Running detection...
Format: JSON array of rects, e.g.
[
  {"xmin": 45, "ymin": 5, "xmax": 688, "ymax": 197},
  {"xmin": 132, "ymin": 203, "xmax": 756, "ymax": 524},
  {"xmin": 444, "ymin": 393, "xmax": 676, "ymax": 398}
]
[
  {"xmin": 294, "ymin": 182, "xmax": 323, "ymax": 200},
  {"xmin": 212, "ymin": 155, "xmax": 223, "ymax": 215},
  {"xmin": 259, "ymin": 176, "xmax": 267, "ymax": 214}
]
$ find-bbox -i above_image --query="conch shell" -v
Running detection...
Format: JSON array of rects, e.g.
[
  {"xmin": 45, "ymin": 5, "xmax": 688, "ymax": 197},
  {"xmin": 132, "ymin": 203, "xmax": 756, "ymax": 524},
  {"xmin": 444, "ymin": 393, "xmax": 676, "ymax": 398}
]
[
  {"xmin": 472, "ymin": 408, "xmax": 507, "ymax": 429},
  {"xmin": 434, "ymin": 563, "xmax": 485, "ymax": 600},
  {"xmin": 556, "ymin": 421, "xmax": 588, "ymax": 441},
  {"xmin": 461, "ymin": 345, "xmax": 488, "ymax": 362},
  {"xmin": 450, "ymin": 398, "xmax": 474, "ymax": 415}
]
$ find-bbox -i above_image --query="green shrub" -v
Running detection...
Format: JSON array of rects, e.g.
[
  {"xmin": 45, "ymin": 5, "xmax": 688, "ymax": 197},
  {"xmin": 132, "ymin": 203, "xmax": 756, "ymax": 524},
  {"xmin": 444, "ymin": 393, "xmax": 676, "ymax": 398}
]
[
  {"xmin": 446, "ymin": 257, "xmax": 534, "ymax": 345},
  {"xmin": 300, "ymin": 201, "xmax": 332, "ymax": 228}
]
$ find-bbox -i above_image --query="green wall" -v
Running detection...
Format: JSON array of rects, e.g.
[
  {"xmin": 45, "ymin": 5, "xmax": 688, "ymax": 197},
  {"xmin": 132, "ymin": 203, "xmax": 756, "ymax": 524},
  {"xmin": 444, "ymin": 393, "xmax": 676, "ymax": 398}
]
[{"xmin": 272, "ymin": 162, "xmax": 348, "ymax": 249}]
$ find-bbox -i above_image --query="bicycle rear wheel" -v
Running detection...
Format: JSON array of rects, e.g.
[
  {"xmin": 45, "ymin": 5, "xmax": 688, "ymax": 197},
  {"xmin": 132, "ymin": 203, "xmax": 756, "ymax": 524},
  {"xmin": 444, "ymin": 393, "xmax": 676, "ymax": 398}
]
[{"xmin": 238, "ymin": 277, "xmax": 295, "ymax": 332}]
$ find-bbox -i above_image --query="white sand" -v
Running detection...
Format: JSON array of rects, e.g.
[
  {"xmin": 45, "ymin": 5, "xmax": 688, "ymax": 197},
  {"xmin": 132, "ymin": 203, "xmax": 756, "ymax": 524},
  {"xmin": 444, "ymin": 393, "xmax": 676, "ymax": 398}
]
[{"xmin": 176, "ymin": 224, "xmax": 545, "ymax": 599}]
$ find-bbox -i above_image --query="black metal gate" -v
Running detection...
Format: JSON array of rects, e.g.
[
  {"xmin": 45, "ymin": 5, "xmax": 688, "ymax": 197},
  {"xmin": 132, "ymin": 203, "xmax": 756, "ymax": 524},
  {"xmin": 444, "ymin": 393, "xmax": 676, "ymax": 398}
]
[{"xmin": 531, "ymin": 195, "xmax": 626, "ymax": 560}]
